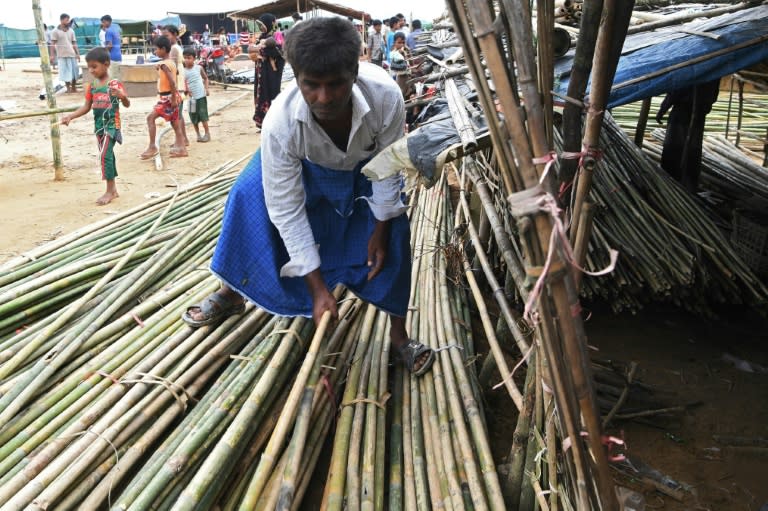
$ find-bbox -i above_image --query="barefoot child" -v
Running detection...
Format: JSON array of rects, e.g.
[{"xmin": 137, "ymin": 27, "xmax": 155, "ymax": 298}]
[
  {"xmin": 141, "ymin": 36, "xmax": 187, "ymax": 159},
  {"xmin": 61, "ymin": 47, "xmax": 129, "ymax": 205},
  {"xmin": 182, "ymin": 48, "xmax": 211, "ymax": 142}
]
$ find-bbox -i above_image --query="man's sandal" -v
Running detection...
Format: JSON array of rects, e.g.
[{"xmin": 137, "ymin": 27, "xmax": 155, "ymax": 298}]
[
  {"xmin": 397, "ymin": 340, "xmax": 435, "ymax": 377},
  {"xmin": 182, "ymin": 292, "xmax": 246, "ymax": 328}
]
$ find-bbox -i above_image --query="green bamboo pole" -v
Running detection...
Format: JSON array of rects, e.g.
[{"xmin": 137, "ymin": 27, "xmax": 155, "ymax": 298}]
[
  {"xmin": 359, "ymin": 311, "xmax": 387, "ymax": 511},
  {"xmin": 236, "ymin": 311, "xmax": 330, "ymax": 508},
  {"xmin": 0, "ymin": 106, "xmax": 77, "ymax": 121},
  {"xmin": 0, "ymin": 193, "xmax": 181, "ymax": 419},
  {"xmin": 321, "ymin": 304, "xmax": 375, "ymax": 510}
]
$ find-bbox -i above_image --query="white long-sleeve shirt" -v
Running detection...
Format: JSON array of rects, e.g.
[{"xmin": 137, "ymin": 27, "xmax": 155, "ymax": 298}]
[{"xmin": 261, "ymin": 62, "xmax": 407, "ymax": 278}]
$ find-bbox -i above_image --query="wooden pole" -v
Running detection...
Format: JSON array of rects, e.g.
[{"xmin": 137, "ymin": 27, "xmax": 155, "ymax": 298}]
[
  {"xmin": 32, "ymin": 0, "xmax": 64, "ymax": 181},
  {"xmin": 570, "ymin": 0, "xmax": 634, "ymax": 246},
  {"xmin": 559, "ymin": 0, "xmax": 606, "ymax": 194},
  {"xmin": 633, "ymin": 97, "xmax": 652, "ymax": 147}
]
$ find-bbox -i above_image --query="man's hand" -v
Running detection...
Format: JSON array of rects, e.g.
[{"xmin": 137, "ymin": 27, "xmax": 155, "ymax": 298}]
[
  {"xmin": 60, "ymin": 115, "xmax": 72, "ymax": 126},
  {"xmin": 305, "ymin": 269, "xmax": 338, "ymax": 327},
  {"xmin": 367, "ymin": 220, "xmax": 391, "ymax": 281}
]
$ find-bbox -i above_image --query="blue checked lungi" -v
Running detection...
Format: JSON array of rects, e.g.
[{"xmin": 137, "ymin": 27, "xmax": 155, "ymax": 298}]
[{"xmin": 211, "ymin": 150, "xmax": 412, "ymax": 317}]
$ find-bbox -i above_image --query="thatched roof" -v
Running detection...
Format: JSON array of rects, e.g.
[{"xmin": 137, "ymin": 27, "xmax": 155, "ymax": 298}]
[{"xmin": 230, "ymin": 0, "xmax": 370, "ymax": 22}]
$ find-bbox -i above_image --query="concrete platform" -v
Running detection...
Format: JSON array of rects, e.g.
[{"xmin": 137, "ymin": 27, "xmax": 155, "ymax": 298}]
[{"xmin": 80, "ymin": 62, "xmax": 158, "ymax": 98}]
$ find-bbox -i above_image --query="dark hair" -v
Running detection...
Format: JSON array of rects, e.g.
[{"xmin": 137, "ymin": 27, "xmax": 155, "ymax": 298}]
[
  {"xmin": 100, "ymin": 15, "xmax": 112, "ymax": 22},
  {"xmin": 182, "ymin": 47, "xmax": 196, "ymax": 57},
  {"xmin": 393, "ymin": 31, "xmax": 406, "ymax": 42},
  {"xmin": 155, "ymin": 35, "xmax": 171, "ymax": 52},
  {"xmin": 396, "ymin": 13, "xmax": 405, "ymax": 19},
  {"xmin": 85, "ymin": 46, "xmax": 110, "ymax": 64},
  {"xmin": 389, "ymin": 17, "xmax": 398, "ymax": 26},
  {"xmin": 372, "ymin": 19, "xmax": 382, "ymax": 26},
  {"xmin": 164, "ymin": 24, "xmax": 179, "ymax": 36},
  {"xmin": 60, "ymin": 13, "xmax": 69, "ymax": 21},
  {"xmin": 259, "ymin": 13, "xmax": 276, "ymax": 32},
  {"xmin": 412, "ymin": 19, "xmax": 421, "ymax": 29},
  {"xmin": 285, "ymin": 17, "xmax": 359, "ymax": 76}
]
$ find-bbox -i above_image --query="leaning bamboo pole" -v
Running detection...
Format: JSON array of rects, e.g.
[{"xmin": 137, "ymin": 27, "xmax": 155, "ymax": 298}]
[
  {"xmin": 570, "ymin": 0, "xmax": 635, "ymax": 249},
  {"xmin": 559, "ymin": 0, "xmax": 605, "ymax": 190},
  {"xmin": 31, "ymin": 0, "xmax": 63, "ymax": 180},
  {"xmin": 447, "ymin": 1, "xmax": 621, "ymax": 509}
]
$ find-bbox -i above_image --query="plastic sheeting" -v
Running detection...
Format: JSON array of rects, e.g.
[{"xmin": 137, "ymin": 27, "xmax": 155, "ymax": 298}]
[{"xmin": 554, "ymin": 5, "xmax": 768, "ymax": 108}]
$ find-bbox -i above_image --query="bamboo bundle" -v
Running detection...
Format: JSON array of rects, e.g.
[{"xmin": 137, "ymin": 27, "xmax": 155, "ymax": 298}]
[
  {"xmin": 642, "ymin": 129, "xmax": 768, "ymax": 211},
  {"xmin": 0, "ymin": 144, "xmax": 518, "ymax": 509},
  {"xmin": 554, "ymin": 0, "xmax": 585, "ymax": 26},
  {"xmin": 564, "ymin": 115, "xmax": 768, "ymax": 313},
  {"xmin": 321, "ymin": 175, "xmax": 506, "ymax": 510}
]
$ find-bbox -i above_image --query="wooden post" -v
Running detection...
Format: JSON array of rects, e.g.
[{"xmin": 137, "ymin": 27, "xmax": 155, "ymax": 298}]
[
  {"xmin": 32, "ymin": 0, "xmax": 64, "ymax": 180},
  {"xmin": 570, "ymin": 0, "xmax": 635, "ymax": 246},
  {"xmin": 634, "ymin": 97, "xmax": 652, "ymax": 147}
]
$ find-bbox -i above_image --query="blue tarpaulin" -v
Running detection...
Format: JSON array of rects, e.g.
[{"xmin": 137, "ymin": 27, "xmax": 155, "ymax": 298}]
[{"xmin": 554, "ymin": 5, "xmax": 768, "ymax": 108}]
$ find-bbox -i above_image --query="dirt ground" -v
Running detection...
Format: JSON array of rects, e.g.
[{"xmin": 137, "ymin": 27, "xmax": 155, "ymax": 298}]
[
  {"xmin": 2, "ymin": 58, "xmax": 767, "ymax": 510},
  {"xmin": 0, "ymin": 57, "xmax": 258, "ymax": 263}
]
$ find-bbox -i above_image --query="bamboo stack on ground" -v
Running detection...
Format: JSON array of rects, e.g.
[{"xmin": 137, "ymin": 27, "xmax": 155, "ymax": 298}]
[
  {"xmin": 0, "ymin": 148, "xmax": 515, "ymax": 509},
  {"xmin": 568, "ymin": 115, "xmax": 768, "ymax": 313},
  {"xmin": 321, "ymin": 176, "xmax": 506, "ymax": 510},
  {"xmin": 611, "ymin": 90, "xmax": 768, "ymax": 156}
]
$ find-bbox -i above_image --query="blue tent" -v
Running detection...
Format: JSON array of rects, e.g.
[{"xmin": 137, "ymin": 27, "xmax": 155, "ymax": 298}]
[{"xmin": 554, "ymin": 5, "xmax": 768, "ymax": 108}]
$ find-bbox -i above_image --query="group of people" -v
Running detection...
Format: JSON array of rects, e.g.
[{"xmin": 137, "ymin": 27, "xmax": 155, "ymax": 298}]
[
  {"xmin": 59, "ymin": 16, "xmax": 435, "ymax": 376},
  {"xmin": 140, "ymin": 24, "xmax": 212, "ymax": 161},
  {"xmin": 366, "ymin": 15, "xmax": 426, "ymax": 98},
  {"xmin": 60, "ymin": 22, "xmax": 211, "ymax": 205},
  {"xmin": 45, "ymin": 13, "xmax": 121, "ymax": 93}
]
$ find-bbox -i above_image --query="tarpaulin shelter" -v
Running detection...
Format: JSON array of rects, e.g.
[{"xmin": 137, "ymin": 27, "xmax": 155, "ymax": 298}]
[
  {"xmin": 230, "ymin": 0, "xmax": 371, "ymax": 23},
  {"xmin": 0, "ymin": 16, "xmax": 180, "ymax": 58},
  {"xmin": 554, "ymin": 4, "xmax": 768, "ymax": 108},
  {"xmin": 168, "ymin": 12, "xmax": 242, "ymax": 35}
]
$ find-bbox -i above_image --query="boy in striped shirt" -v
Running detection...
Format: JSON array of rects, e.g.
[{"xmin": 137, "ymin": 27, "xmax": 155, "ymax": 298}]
[{"xmin": 183, "ymin": 48, "xmax": 211, "ymax": 142}]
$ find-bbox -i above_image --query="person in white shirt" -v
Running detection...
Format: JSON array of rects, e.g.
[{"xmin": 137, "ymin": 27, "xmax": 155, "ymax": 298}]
[{"xmin": 183, "ymin": 17, "xmax": 434, "ymax": 376}]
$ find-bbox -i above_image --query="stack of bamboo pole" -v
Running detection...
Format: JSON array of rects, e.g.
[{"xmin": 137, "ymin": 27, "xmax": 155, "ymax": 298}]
[
  {"xmin": 554, "ymin": 0, "xmax": 584, "ymax": 25},
  {"xmin": 0, "ymin": 151, "xmax": 510, "ymax": 508},
  {"xmin": 642, "ymin": 129, "xmax": 768, "ymax": 210},
  {"xmin": 561, "ymin": 115, "xmax": 768, "ymax": 313},
  {"xmin": 444, "ymin": 0, "xmax": 628, "ymax": 508},
  {"xmin": 322, "ymin": 177, "xmax": 507, "ymax": 510},
  {"xmin": 611, "ymin": 90, "xmax": 768, "ymax": 157}
]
